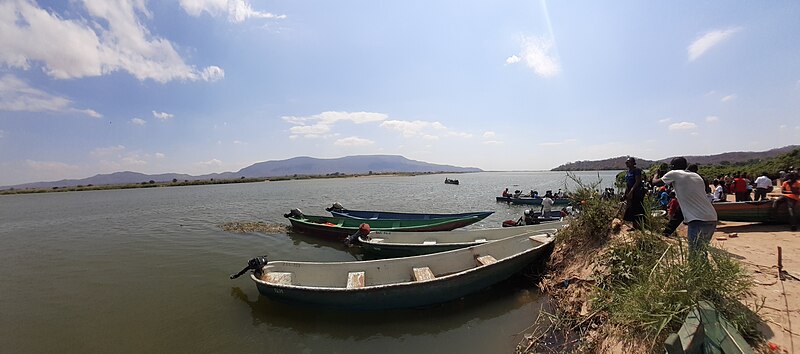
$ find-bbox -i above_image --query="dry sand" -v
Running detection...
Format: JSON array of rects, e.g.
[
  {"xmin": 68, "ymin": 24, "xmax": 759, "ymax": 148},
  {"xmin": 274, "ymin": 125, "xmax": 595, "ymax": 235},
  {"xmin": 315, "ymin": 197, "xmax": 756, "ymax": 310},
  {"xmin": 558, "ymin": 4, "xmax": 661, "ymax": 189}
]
[{"xmin": 709, "ymin": 220, "xmax": 800, "ymax": 353}]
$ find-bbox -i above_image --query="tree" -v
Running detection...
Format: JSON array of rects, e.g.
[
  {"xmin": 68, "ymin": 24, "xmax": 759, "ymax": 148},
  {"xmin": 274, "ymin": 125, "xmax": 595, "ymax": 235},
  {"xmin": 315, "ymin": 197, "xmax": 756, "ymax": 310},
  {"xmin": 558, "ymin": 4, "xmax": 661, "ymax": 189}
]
[{"xmin": 172, "ymin": 178, "xmax": 178, "ymax": 183}]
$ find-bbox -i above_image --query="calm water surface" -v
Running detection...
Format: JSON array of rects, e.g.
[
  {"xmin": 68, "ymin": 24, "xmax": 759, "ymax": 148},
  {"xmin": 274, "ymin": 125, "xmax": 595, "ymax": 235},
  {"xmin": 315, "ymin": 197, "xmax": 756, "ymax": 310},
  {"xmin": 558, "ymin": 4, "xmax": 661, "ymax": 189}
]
[{"xmin": 0, "ymin": 171, "xmax": 618, "ymax": 353}]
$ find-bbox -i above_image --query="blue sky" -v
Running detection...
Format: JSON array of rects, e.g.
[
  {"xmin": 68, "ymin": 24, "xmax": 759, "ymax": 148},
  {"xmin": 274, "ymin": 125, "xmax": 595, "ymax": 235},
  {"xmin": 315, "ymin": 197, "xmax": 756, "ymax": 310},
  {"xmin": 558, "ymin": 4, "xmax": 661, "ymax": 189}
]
[{"xmin": 1, "ymin": 0, "xmax": 799, "ymax": 186}]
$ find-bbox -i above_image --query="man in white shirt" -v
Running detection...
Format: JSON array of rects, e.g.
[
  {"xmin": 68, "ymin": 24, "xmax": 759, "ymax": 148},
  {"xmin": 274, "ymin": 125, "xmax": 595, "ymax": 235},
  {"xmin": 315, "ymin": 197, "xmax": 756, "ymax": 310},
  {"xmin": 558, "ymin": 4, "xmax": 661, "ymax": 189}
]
[
  {"xmin": 652, "ymin": 157, "xmax": 718, "ymax": 257},
  {"xmin": 753, "ymin": 172, "xmax": 772, "ymax": 201},
  {"xmin": 541, "ymin": 193, "xmax": 554, "ymax": 218}
]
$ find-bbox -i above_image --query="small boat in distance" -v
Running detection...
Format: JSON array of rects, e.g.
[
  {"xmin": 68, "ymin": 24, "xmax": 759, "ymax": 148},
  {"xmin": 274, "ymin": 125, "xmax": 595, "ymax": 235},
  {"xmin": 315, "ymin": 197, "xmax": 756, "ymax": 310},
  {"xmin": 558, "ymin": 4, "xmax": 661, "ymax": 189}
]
[
  {"xmin": 444, "ymin": 178, "xmax": 459, "ymax": 185},
  {"xmin": 326, "ymin": 203, "xmax": 493, "ymax": 221},
  {"xmin": 231, "ymin": 231, "xmax": 555, "ymax": 310},
  {"xmin": 358, "ymin": 222, "xmax": 565, "ymax": 258},
  {"xmin": 284, "ymin": 209, "xmax": 484, "ymax": 238}
]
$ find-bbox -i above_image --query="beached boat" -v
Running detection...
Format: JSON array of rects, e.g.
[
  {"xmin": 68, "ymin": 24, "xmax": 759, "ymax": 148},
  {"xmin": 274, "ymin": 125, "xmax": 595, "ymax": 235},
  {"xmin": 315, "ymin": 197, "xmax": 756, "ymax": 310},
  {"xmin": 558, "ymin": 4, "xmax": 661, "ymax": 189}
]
[
  {"xmin": 236, "ymin": 231, "xmax": 555, "ymax": 310},
  {"xmin": 713, "ymin": 200, "xmax": 797, "ymax": 223},
  {"xmin": 495, "ymin": 196, "xmax": 572, "ymax": 207},
  {"xmin": 444, "ymin": 178, "xmax": 459, "ymax": 185},
  {"xmin": 284, "ymin": 209, "xmax": 484, "ymax": 238},
  {"xmin": 326, "ymin": 204, "xmax": 493, "ymax": 221},
  {"xmin": 359, "ymin": 222, "xmax": 565, "ymax": 258}
]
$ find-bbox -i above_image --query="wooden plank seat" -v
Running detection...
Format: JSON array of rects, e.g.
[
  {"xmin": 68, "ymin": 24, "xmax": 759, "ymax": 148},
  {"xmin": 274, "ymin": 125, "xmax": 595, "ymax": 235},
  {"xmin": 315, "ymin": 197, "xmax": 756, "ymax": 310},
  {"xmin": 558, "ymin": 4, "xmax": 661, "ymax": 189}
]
[
  {"xmin": 347, "ymin": 271, "xmax": 365, "ymax": 289},
  {"xmin": 266, "ymin": 272, "xmax": 292, "ymax": 285},
  {"xmin": 423, "ymin": 240, "xmax": 437, "ymax": 245},
  {"xmin": 476, "ymin": 255, "xmax": 498, "ymax": 266},
  {"xmin": 412, "ymin": 267, "xmax": 436, "ymax": 281},
  {"xmin": 474, "ymin": 238, "xmax": 487, "ymax": 243}
]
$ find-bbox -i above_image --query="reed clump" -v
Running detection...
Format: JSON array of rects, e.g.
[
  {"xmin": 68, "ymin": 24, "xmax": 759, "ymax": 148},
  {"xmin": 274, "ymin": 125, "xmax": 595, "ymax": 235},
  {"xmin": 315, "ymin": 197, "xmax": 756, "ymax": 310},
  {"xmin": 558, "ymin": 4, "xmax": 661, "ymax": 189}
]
[{"xmin": 522, "ymin": 174, "xmax": 761, "ymax": 353}]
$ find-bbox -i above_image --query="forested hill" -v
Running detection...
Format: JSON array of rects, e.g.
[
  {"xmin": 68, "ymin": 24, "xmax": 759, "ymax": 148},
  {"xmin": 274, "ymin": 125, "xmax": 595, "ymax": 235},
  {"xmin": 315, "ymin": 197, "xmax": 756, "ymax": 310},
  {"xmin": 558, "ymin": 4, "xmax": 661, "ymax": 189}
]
[{"xmin": 551, "ymin": 145, "xmax": 799, "ymax": 171}]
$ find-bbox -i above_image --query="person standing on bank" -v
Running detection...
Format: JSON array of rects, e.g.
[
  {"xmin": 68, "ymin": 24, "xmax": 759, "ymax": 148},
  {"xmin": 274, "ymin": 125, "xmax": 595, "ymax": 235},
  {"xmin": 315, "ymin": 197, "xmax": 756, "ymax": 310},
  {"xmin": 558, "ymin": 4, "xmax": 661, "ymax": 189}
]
[
  {"xmin": 652, "ymin": 157, "xmax": 718, "ymax": 256},
  {"xmin": 623, "ymin": 157, "xmax": 645, "ymax": 229},
  {"xmin": 753, "ymin": 172, "xmax": 772, "ymax": 201}
]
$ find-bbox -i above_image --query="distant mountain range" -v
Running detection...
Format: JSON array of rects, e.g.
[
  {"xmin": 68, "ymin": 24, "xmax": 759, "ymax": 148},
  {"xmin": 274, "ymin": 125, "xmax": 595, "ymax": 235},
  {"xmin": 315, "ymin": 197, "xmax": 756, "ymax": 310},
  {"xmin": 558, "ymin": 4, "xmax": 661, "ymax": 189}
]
[
  {"xmin": 551, "ymin": 145, "xmax": 799, "ymax": 171},
  {"xmin": 3, "ymin": 155, "xmax": 482, "ymax": 190}
]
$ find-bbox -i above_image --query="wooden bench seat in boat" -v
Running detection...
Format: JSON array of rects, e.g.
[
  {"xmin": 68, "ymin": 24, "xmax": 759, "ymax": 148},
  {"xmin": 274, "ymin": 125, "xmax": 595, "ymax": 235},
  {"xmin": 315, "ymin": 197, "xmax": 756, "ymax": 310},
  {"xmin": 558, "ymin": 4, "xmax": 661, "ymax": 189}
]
[
  {"xmin": 347, "ymin": 271, "xmax": 365, "ymax": 289},
  {"xmin": 474, "ymin": 238, "xmax": 488, "ymax": 243},
  {"xmin": 476, "ymin": 255, "xmax": 498, "ymax": 266},
  {"xmin": 266, "ymin": 272, "xmax": 292, "ymax": 285},
  {"xmin": 423, "ymin": 240, "xmax": 436, "ymax": 245},
  {"xmin": 412, "ymin": 267, "xmax": 436, "ymax": 281}
]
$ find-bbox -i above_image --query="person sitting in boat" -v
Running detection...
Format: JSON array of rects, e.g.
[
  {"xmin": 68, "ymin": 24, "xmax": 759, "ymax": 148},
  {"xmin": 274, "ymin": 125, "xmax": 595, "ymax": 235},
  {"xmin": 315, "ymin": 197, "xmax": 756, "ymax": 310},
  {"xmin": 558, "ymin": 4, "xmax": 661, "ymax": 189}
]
[
  {"xmin": 712, "ymin": 180, "xmax": 725, "ymax": 202},
  {"xmin": 773, "ymin": 172, "xmax": 800, "ymax": 231},
  {"xmin": 513, "ymin": 190, "xmax": 522, "ymax": 198},
  {"xmin": 532, "ymin": 190, "xmax": 539, "ymax": 198},
  {"xmin": 556, "ymin": 189, "xmax": 564, "ymax": 198},
  {"xmin": 523, "ymin": 209, "xmax": 540, "ymax": 225},
  {"xmin": 502, "ymin": 188, "xmax": 510, "ymax": 197}
]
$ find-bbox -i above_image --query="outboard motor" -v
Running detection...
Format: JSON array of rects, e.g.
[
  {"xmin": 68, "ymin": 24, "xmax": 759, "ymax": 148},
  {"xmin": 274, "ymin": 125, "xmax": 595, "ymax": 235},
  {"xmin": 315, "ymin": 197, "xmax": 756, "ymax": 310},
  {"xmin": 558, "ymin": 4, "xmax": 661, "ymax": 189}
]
[
  {"xmin": 283, "ymin": 208, "xmax": 304, "ymax": 218},
  {"xmin": 325, "ymin": 202, "xmax": 345, "ymax": 212},
  {"xmin": 230, "ymin": 255, "xmax": 269, "ymax": 279},
  {"xmin": 344, "ymin": 223, "xmax": 371, "ymax": 247}
]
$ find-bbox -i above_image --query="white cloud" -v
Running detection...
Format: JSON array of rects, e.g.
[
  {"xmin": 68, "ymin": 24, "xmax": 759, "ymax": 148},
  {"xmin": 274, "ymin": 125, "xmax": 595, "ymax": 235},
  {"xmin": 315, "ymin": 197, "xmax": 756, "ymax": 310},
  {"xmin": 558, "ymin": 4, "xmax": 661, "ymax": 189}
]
[
  {"xmin": 90, "ymin": 145, "xmax": 126, "ymax": 157},
  {"xmin": 25, "ymin": 159, "xmax": 80, "ymax": 172},
  {"xmin": 179, "ymin": 0, "xmax": 286, "ymax": 23},
  {"xmin": 505, "ymin": 55, "xmax": 520, "ymax": 64},
  {"xmin": 201, "ymin": 66, "xmax": 225, "ymax": 82},
  {"xmin": 668, "ymin": 122, "xmax": 697, "ymax": 131},
  {"xmin": 538, "ymin": 138, "xmax": 577, "ymax": 147},
  {"xmin": 721, "ymin": 94, "xmax": 736, "ymax": 102},
  {"xmin": 658, "ymin": 118, "xmax": 672, "ymax": 124},
  {"xmin": 155, "ymin": 152, "xmax": 166, "ymax": 159},
  {"xmin": 0, "ymin": 75, "xmax": 100, "ymax": 117},
  {"xmin": 380, "ymin": 119, "xmax": 473, "ymax": 140},
  {"xmin": 334, "ymin": 136, "xmax": 374, "ymax": 146},
  {"xmin": 705, "ymin": 115, "xmax": 720, "ymax": 123},
  {"xmin": 510, "ymin": 35, "xmax": 560, "ymax": 78},
  {"xmin": 0, "ymin": 1, "xmax": 223, "ymax": 83},
  {"xmin": 688, "ymin": 28, "xmax": 741, "ymax": 61},
  {"xmin": 199, "ymin": 158, "xmax": 223, "ymax": 167},
  {"xmin": 131, "ymin": 118, "xmax": 146, "ymax": 126},
  {"xmin": 482, "ymin": 140, "xmax": 502, "ymax": 145},
  {"xmin": 152, "ymin": 111, "xmax": 174, "ymax": 120},
  {"xmin": 483, "ymin": 131, "xmax": 496, "ymax": 139},
  {"xmin": 283, "ymin": 111, "xmax": 387, "ymax": 138}
]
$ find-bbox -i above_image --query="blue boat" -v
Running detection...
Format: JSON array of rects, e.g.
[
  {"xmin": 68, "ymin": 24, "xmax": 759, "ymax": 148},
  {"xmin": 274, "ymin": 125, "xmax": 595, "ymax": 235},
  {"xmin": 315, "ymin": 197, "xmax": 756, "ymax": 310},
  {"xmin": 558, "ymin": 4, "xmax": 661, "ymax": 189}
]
[{"xmin": 326, "ymin": 203, "xmax": 493, "ymax": 221}]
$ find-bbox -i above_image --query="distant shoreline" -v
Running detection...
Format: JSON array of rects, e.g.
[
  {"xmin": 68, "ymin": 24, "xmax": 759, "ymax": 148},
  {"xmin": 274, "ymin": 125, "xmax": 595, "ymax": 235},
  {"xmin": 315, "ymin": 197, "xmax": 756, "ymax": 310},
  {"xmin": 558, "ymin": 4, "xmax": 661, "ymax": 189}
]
[{"xmin": 0, "ymin": 171, "xmax": 468, "ymax": 195}]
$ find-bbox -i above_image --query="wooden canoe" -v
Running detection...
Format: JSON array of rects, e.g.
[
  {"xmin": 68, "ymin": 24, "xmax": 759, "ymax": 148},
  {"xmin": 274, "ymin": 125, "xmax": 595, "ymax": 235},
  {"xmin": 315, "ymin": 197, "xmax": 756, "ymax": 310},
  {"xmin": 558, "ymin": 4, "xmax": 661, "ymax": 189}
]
[
  {"xmin": 285, "ymin": 212, "xmax": 484, "ymax": 238},
  {"xmin": 713, "ymin": 200, "xmax": 797, "ymax": 224},
  {"xmin": 360, "ymin": 222, "xmax": 565, "ymax": 258},
  {"xmin": 328, "ymin": 208, "xmax": 493, "ymax": 221},
  {"xmin": 250, "ymin": 231, "xmax": 555, "ymax": 310}
]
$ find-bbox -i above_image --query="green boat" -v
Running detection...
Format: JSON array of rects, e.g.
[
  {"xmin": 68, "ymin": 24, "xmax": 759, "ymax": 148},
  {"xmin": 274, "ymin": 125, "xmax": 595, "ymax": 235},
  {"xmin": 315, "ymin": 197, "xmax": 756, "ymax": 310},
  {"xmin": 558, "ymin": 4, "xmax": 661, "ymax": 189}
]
[
  {"xmin": 283, "ymin": 209, "xmax": 484, "ymax": 238},
  {"xmin": 713, "ymin": 200, "xmax": 798, "ymax": 223}
]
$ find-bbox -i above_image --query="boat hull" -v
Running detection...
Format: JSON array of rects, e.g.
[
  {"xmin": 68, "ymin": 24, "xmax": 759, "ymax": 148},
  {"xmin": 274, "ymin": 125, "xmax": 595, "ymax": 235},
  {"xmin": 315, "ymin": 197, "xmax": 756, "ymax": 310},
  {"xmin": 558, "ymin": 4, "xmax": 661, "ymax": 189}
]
[
  {"xmin": 287, "ymin": 214, "xmax": 484, "ymax": 238},
  {"xmin": 252, "ymin": 238, "xmax": 553, "ymax": 310},
  {"xmin": 713, "ymin": 200, "xmax": 797, "ymax": 224},
  {"xmin": 329, "ymin": 209, "xmax": 493, "ymax": 221}
]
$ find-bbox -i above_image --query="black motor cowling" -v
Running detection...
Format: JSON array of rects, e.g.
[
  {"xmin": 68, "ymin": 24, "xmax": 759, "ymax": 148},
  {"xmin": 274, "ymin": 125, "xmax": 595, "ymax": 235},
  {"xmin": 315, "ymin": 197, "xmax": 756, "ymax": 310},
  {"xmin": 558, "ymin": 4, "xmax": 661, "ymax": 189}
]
[
  {"xmin": 230, "ymin": 255, "xmax": 269, "ymax": 279},
  {"xmin": 325, "ymin": 202, "xmax": 345, "ymax": 212},
  {"xmin": 283, "ymin": 208, "xmax": 304, "ymax": 218}
]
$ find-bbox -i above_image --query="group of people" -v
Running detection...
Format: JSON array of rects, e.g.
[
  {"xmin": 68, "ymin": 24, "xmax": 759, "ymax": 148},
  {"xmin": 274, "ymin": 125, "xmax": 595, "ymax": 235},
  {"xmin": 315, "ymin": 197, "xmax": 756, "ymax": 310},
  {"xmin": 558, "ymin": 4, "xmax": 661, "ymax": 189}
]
[
  {"xmin": 623, "ymin": 157, "xmax": 800, "ymax": 257},
  {"xmin": 501, "ymin": 188, "xmax": 565, "ymax": 199}
]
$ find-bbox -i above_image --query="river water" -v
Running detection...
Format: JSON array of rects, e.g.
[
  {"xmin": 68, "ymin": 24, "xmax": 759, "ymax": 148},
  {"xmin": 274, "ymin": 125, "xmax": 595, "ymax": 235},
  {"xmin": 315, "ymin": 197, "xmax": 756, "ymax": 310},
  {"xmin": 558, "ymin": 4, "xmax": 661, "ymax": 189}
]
[{"xmin": 0, "ymin": 171, "xmax": 618, "ymax": 353}]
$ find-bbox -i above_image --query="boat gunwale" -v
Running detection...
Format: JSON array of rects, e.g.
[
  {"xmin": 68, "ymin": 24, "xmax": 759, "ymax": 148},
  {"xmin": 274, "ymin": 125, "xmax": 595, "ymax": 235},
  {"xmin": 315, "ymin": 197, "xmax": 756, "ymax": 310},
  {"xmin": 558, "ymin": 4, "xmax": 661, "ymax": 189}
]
[
  {"xmin": 251, "ymin": 233, "xmax": 554, "ymax": 292},
  {"xmin": 361, "ymin": 228, "xmax": 560, "ymax": 248}
]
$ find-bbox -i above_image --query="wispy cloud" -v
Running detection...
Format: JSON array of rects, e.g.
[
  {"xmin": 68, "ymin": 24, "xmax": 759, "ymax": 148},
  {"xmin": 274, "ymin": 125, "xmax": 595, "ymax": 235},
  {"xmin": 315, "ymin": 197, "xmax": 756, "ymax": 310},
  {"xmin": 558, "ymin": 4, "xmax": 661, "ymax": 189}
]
[
  {"xmin": 509, "ymin": 35, "xmax": 561, "ymax": 78},
  {"xmin": 0, "ymin": 1, "xmax": 222, "ymax": 83},
  {"xmin": 482, "ymin": 140, "xmax": 503, "ymax": 145},
  {"xmin": 658, "ymin": 118, "xmax": 672, "ymax": 124},
  {"xmin": 721, "ymin": 94, "xmax": 736, "ymax": 102},
  {"xmin": 668, "ymin": 122, "xmax": 697, "ymax": 131},
  {"xmin": 688, "ymin": 28, "xmax": 741, "ymax": 61},
  {"xmin": 482, "ymin": 131, "xmax": 496, "ymax": 139},
  {"xmin": 334, "ymin": 136, "xmax": 374, "ymax": 146},
  {"xmin": 25, "ymin": 159, "xmax": 80, "ymax": 172},
  {"xmin": 380, "ymin": 120, "xmax": 471, "ymax": 140},
  {"xmin": 152, "ymin": 111, "xmax": 174, "ymax": 120},
  {"xmin": 179, "ymin": 0, "xmax": 286, "ymax": 23},
  {"xmin": 0, "ymin": 75, "xmax": 101, "ymax": 117},
  {"xmin": 705, "ymin": 116, "xmax": 720, "ymax": 123},
  {"xmin": 538, "ymin": 138, "xmax": 577, "ymax": 147},
  {"xmin": 131, "ymin": 118, "xmax": 146, "ymax": 126},
  {"xmin": 90, "ymin": 145, "xmax": 127, "ymax": 158},
  {"xmin": 283, "ymin": 111, "xmax": 387, "ymax": 139},
  {"xmin": 199, "ymin": 158, "xmax": 223, "ymax": 167}
]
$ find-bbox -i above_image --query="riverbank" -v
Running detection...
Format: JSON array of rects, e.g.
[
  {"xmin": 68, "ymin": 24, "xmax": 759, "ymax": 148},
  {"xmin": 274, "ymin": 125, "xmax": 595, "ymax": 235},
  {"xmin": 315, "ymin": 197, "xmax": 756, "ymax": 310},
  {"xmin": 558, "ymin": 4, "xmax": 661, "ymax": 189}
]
[
  {"xmin": 517, "ymin": 188, "xmax": 773, "ymax": 353},
  {"xmin": 0, "ymin": 171, "xmax": 458, "ymax": 195}
]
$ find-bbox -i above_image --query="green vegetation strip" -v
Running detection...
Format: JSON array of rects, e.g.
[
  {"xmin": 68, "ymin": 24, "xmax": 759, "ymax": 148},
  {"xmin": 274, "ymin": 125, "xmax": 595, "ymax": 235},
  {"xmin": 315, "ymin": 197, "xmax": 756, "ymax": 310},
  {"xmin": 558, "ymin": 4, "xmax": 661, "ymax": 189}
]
[{"xmin": 220, "ymin": 221, "xmax": 289, "ymax": 234}]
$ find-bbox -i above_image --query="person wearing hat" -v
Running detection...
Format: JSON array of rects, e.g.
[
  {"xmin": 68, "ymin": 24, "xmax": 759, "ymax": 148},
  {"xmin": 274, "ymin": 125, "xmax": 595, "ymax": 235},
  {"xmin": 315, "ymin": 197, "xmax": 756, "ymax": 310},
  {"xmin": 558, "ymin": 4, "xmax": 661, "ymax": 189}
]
[
  {"xmin": 652, "ymin": 157, "xmax": 718, "ymax": 257},
  {"xmin": 622, "ymin": 157, "xmax": 645, "ymax": 228}
]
